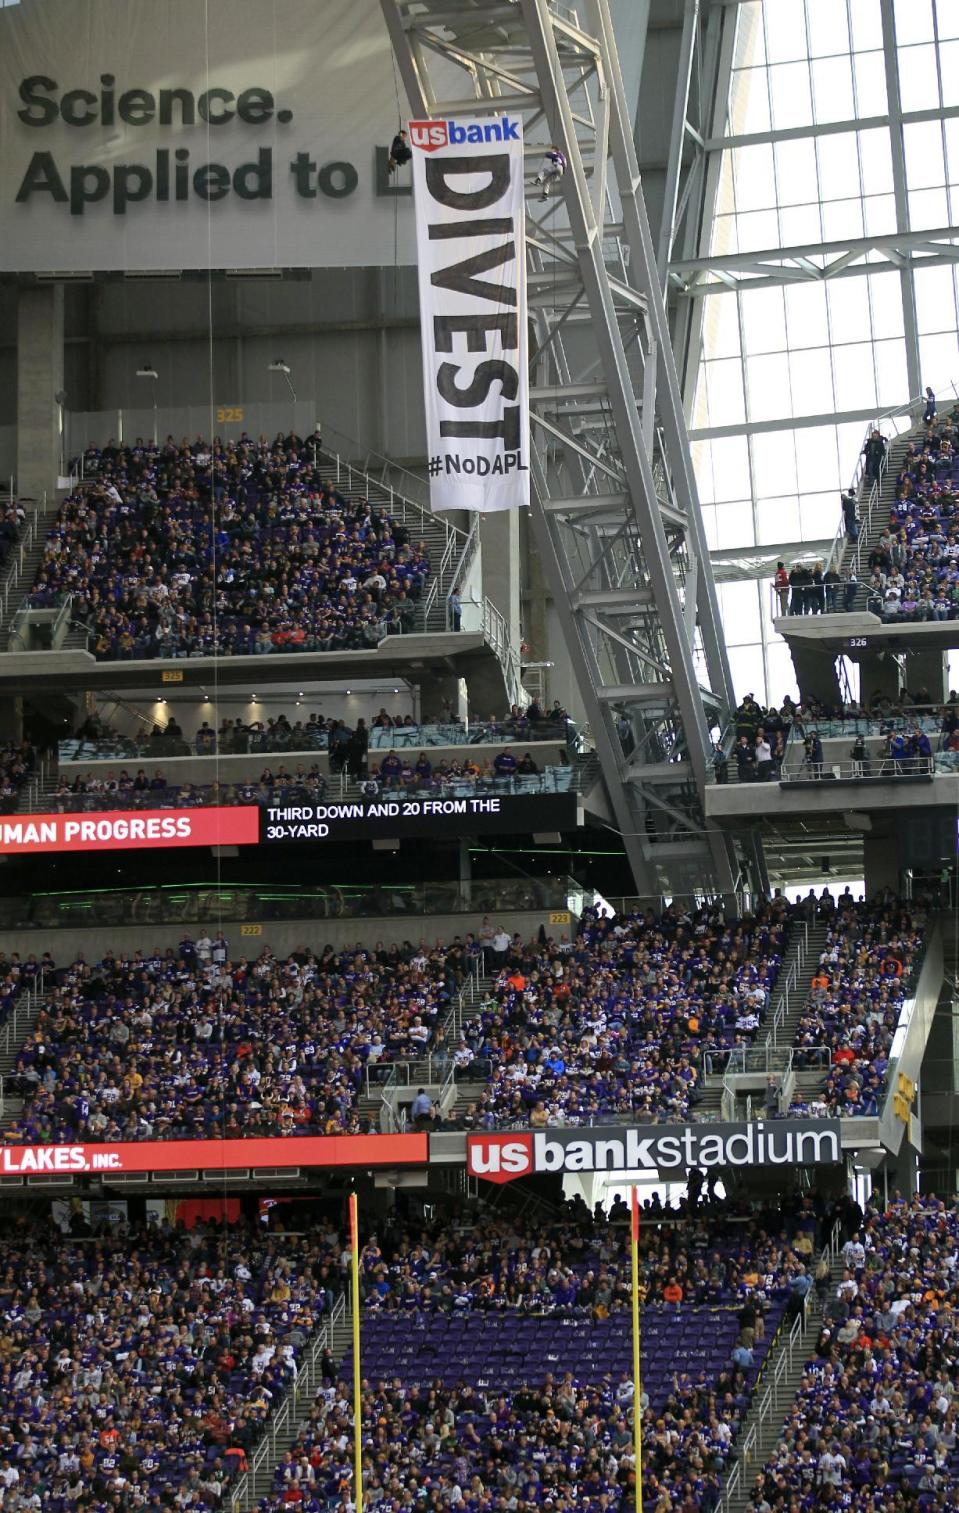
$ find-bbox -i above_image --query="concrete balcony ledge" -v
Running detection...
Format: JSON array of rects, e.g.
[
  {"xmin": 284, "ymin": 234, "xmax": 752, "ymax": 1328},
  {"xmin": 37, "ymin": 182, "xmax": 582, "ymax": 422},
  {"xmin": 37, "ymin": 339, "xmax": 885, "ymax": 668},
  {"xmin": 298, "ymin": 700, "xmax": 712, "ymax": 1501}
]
[
  {"xmin": 0, "ymin": 632, "xmax": 498, "ymax": 694},
  {"xmin": 707, "ymin": 770, "xmax": 958, "ymax": 819},
  {"xmin": 774, "ymin": 609, "xmax": 959, "ymax": 654}
]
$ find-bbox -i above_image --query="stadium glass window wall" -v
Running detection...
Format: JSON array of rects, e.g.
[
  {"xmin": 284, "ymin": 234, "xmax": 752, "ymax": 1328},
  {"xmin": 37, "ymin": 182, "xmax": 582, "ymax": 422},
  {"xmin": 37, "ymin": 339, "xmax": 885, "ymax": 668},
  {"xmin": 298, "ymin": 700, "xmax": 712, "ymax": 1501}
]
[{"xmin": 686, "ymin": 0, "xmax": 959, "ymax": 704}]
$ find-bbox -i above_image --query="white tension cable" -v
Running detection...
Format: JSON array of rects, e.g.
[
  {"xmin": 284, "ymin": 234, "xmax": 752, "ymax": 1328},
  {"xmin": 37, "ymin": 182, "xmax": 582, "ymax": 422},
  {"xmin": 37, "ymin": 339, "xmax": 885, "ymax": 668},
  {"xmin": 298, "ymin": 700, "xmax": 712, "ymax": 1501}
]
[{"xmin": 410, "ymin": 116, "xmax": 530, "ymax": 514}]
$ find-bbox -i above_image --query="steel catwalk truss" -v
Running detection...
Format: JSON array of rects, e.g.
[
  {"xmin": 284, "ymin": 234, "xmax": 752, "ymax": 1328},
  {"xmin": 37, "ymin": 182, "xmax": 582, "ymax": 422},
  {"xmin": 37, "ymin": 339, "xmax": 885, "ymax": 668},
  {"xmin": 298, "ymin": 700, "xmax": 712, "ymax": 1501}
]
[{"xmin": 379, "ymin": 0, "xmax": 750, "ymax": 898}]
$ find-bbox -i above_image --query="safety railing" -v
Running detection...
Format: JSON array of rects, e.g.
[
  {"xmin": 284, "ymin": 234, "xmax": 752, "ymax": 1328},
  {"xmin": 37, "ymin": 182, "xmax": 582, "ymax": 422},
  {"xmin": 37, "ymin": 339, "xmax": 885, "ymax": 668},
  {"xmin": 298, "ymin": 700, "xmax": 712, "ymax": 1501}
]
[
  {"xmin": 482, "ymin": 595, "xmax": 526, "ymax": 709},
  {"xmin": 763, "ymin": 706, "xmax": 942, "ymax": 739},
  {"xmin": 363, "ymin": 1055, "xmax": 462, "ymax": 1098},
  {"xmin": 340, "ymin": 767, "xmax": 579, "ymax": 800},
  {"xmin": 705, "ymin": 1045, "xmax": 794, "ymax": 1078},
  {"xmin": 0, "ymin": 500, "xmax": 41, "ymax": 630},
  {"xmin": 4, "ymin": 875, "xmax": 580, "ymax": 932},
  {"xmin": 765, "ymin": 919, "xmax": 809, "ymax": 1049},
  {"xmin": 17, "ymin": 752, "xmax": 51, "ymax": 816},
  {"xmin": 229, "ymin": 1291, "xmax": 347, "ymax": 1512},
  {"xmin": 719, "ymin": 1218, "xmax": 841, "ymax": 1513},
  {"xmin": 782, "ymin": 756, "xmax": 934, "ymax": 782},
  {"xmin": 823, "ymin": 381, "xmax": 957, "ymax": 578},
  {"xmin": 447, "ymin": 513, "xmax": 481, "ymax": 627}
]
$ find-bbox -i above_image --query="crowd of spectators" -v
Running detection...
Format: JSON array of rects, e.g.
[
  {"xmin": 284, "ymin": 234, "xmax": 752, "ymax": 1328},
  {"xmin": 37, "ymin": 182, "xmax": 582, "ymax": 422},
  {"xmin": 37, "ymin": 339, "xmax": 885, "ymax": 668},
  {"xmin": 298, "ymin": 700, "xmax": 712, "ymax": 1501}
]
[
  {"xmin": 791, "ymin": 899, "xmax": 922, "ymax": 1119},
  {"xmin": 360, "ymin": 746, "xmax": 570, "ymax": 799},
  {"xmin": 39, "ymin": 745, "xmax": 569, "ymax": 813},
  {"xmin": 773, "ymin": 559, "xmax": 860, "ymax": 617},
  {"xmin": 0, "ymin": 1209, "xmax": 349, "ymax": 1512},
  {"xmin": 4, "ymin": 937, "xmax": 464, "ymax": 1144},
  {"xmin": 774, "ymin": 402, "xmax": 959, "ymax": 625},
  {"xmin": 863, "ymin": 405, "xmax": 959, "ymax": 623},
  {"xmin": 716, "ymin": 690, "xmax": 959, "ymax": 783},
  {"xmin": 30, "ymin": 435, "xmax": 429, "ymax": 660},
  {"xmin": 258, "ymin": 1189, "xmax": 843, "ymax": 1513},
  {"xmin": 63, "ymin": 704, "xmax": 576, "ymax": 764},
  {"xmin": 450, "ymin": 899, "xmax": 788, "ymax": 1127},
  {"xmin": 0, "ymin": 740, "xmax": 36, "ymax": 813},
  {"xmin": 747, "ymin": 1192, "xmax": 959, "ymax": 1512},
  {"xmin": 42, "ymin": 766, "xmax": 331, "ymax": 814},
  {"xmin": 356, "ymin": 1190, "xmax": 825, "ymax": 1316}
]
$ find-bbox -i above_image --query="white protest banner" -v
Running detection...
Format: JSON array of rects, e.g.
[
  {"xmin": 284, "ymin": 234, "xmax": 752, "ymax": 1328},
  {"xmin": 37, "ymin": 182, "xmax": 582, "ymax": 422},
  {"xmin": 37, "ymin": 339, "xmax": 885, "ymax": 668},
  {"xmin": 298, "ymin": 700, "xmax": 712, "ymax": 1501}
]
[{"xmin": 410, "ymin": 115, "xmax": 530, "ymax": 513}]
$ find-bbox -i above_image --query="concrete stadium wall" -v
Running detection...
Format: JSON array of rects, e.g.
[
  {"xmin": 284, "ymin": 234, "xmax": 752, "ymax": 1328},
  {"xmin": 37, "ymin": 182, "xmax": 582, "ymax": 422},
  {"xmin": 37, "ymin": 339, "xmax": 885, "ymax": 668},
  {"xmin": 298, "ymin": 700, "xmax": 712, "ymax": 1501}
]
[{"xmin": 0, "ymin": 907, "xmax": 571, "ymax": 966}]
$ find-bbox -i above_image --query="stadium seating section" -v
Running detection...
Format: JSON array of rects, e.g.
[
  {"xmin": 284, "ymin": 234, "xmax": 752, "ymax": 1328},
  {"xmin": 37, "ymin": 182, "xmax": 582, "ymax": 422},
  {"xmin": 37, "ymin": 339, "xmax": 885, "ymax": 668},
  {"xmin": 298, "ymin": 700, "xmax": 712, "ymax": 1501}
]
[
  {"xmin": 6, "ymin": 943, "xmax": 456, "ymax": 1143},
  {"xmin": 747, "ymin": 1194, "xmax": 959, "ymax": 1511},
  {"xmin": 31, "ymin": 438, "xmax": 428, "ymax": 658},
  {"xmin": 462, "ymin": 900, "xmax": 788, "ymax": 1126},
  {"xmin": 868, "ymin": 417, "xmax": 959, "ymax": 622},
  {"xmin": 259, "ymin": 1195, "xmax": 824, "ymax": 1513},
  {"xmin": 791, "ymin": 899, "xmax": 921, "ymax": 1119},
  {"xmin": 0, "ymin": 1217, "xmax": 343, "ymax": 1510},
  {"xmin": 41, "ymin": 750, "xmax": 573, "ymax": 813},
  {"xmin": 2, "ymin": 893, "xmax": 927, "ymax": 1141}
]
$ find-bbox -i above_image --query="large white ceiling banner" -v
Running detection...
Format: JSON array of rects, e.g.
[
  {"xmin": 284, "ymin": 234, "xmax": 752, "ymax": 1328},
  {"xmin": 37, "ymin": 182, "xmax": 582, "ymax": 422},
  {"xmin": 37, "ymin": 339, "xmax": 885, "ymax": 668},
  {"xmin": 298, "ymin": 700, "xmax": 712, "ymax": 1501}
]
[{"xmin": 0, "ymin": 0, "xmax": 418, "ymax": 270}]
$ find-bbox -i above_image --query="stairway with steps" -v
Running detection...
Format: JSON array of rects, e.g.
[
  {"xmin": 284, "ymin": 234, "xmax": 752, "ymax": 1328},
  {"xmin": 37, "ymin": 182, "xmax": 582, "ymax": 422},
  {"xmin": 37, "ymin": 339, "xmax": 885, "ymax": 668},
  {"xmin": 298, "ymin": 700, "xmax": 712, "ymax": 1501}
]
[
  {"xmin": 0, "ymin": 498, "xmax": 60, "ymax": 647},
  {"xmin": 317, "ymin": 445, "xmax": 468, "ymax": 634},
  {"xmin": 698, "ymin": 918, "xmax": 825, "ymax": 1115},
  {"xmin": 357, "ymin": 974, "xmax": 495, "ymax": 1132},
  {"xmin": 234, "ymin": 1296, "xmax": 355, "ymax": 1511},
  {"xmin": 720, "ymin": 1225, "xmax": 845, "ymax": 1513},
  {"xmin": 0, "ymin": 981, "xmax": 49, "ymax": 1130},
  {"xmin": 771, "ymin": 921, "xmax": 828, "ymax": 1050},
  {"xmin": 692, "ymin": 1082, "xmax": 724, "ymax": 1121},
  {"xmin": 832, "ymin": 422, "xmax": 923, "ymax": 608}
]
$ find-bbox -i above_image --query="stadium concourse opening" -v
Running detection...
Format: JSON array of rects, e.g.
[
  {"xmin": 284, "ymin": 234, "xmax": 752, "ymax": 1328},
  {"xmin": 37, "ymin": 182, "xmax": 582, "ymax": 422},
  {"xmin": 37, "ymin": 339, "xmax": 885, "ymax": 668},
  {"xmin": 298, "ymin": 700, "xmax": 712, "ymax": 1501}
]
[{"xmin": 2, "ymin": 0, "xmax": 959, "ymax": 1511}]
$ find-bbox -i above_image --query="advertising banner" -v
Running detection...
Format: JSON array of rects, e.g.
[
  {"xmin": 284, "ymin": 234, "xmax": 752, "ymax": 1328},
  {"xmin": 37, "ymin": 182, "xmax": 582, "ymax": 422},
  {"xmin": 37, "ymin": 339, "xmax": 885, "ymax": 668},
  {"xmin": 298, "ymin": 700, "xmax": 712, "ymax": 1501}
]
[
  {"xmin": 0, "ymin": 806, "xmax": 259, "ymax": 856},
  {"xmin": 0, "ymin": 0, "xmax": 417, "ymax": 271},
  {"xmin": 0, "ymin": 1131, "xmax": 428, "ymax": 1177},
  {"xmin": 466, "ymin": 1121, "xmax": 844, "ymax": 1183},
  {"xmin": 410, "ymin": 115, "xmax": 530, "ymax": 514}
]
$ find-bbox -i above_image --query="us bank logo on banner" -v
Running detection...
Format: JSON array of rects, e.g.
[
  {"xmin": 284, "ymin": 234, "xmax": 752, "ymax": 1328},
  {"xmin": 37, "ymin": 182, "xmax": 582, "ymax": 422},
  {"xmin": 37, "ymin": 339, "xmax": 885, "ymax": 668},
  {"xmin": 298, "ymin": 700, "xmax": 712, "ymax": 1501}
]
[
  {"xmin": 410, "ymin": 116, "xmax": 530, "ymax": 514},
  {"xmin": 466, "ymin": 1120, "xmax": 844, "ymax": 1183}
]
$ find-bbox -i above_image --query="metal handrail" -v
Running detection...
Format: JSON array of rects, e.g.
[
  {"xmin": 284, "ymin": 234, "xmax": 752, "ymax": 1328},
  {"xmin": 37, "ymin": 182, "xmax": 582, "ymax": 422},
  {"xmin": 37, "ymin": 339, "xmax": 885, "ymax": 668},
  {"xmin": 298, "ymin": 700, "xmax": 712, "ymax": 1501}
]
[
  {"xmin": 707, "ymin": 1045, "xmax": 795, "ymax": 1078},
  {"xmin": 0, "ymin": 501, "xmax": 41, "ymax": 630},
  {"xmin": 445, "ymin": 514, "xmax": 481, "ymax": 628},
  {"xmin": 720, "ymin": 1218, "xmax": 841, "ymax": 1512},
  {"xmin": 782, "ymin": 755, "xmax": 934, "ymax": 782},
  {"xmin": 767, "ymin": 919, "xmax": 808, "ymax": 1049},
  {"xmin": 0, "ymin": 973, "xmax": 48, "ymax": 1120},
  {"xmin": 229, "ymin": 1291, "xmax": 347, "ymax": 1512},
  {"xmin": 823, "ymin": 381, "xmax": 958, "ymax": 579},
  {"xmin": 482, "ymin": 596, "xmax": 525, "ymax": 708}
]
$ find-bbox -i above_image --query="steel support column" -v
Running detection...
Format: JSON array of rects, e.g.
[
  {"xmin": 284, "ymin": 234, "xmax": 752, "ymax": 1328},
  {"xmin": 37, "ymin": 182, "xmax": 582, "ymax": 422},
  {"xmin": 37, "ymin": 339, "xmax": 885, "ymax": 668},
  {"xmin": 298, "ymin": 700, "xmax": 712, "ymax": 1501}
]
[
  {"xmin": 380, "ymin": 0, "xmax": 743, "ymax": 898},
  {"xmin": 880, "ymin": 0, "xmax": 923, "ymax": 400}
]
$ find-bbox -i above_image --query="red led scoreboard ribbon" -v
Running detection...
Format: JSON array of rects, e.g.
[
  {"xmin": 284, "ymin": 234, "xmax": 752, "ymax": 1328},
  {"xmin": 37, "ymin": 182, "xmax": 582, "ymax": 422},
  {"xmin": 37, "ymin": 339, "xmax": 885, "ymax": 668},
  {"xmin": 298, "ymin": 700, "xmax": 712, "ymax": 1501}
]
[
  {"xmin": 0, "ymin": 1132, "xmax": 428, "ymax": 1175},
  {"xmin": 0, "ymin": 806, "xmax": 260, "ymax": 855}
]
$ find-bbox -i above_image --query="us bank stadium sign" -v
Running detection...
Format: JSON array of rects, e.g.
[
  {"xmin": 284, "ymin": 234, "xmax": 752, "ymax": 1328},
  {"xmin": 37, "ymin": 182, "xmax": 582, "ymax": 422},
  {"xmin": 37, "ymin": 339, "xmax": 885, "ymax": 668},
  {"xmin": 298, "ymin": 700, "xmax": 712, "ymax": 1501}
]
[{"xmin": 466, "ymin": 1121, "xmax": 843, "ymax": 1183}]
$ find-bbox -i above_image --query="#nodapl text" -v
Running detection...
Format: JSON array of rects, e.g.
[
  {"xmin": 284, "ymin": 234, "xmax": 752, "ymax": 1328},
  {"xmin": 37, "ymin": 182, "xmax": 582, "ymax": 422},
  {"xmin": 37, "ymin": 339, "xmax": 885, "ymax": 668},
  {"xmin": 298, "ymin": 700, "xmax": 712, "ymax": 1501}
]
[{"xmin": 467, "ymin": 1122, "xmax": 842, "ymax": 1183}]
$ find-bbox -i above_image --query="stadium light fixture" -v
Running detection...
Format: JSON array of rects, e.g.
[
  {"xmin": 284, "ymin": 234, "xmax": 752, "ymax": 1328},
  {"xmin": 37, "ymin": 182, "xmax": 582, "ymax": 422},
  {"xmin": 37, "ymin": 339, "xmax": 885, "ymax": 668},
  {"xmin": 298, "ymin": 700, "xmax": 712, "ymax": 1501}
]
[
  {"xmin": 135, "ymin": 363, "xmax": 159, "ymax": 445},
  {"xmin": 267, "ymin": 359, "xmax": 297, "ymax": 426}
]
